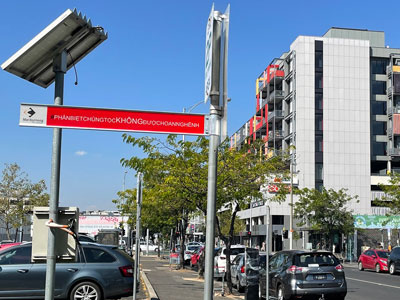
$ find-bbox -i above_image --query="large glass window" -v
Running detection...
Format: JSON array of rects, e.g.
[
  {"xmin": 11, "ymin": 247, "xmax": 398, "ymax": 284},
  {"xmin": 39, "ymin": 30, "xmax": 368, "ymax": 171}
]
[
  {"xmin": 315, "ymin": 136, "xmax": 323, "ymax": 152},
  {"xmin": 0, "ymin": 246, "xmax": 31, "ymax": 264},
  {"xmin": 315, "ymin": 115, "xmax": 323, "ymax": 131},
  {"xmin": 372, "ymin": 142, "xmax": 386, "ymax": 156},
  {"xmin": 372, "ymin": 101, "xmax": 386, "ymax": 115},
  {"xmin": 372, "ymin": 81, "xmax": 387, "ymax": 95},
  {"xmin": 315, "ymin": 93, "xmax": 323, "ymax": 110},
  {"xmin": 371, "ymin": 59, "xmax": 388, "ymax": 75},
  {"xmin": 315, "ymin": 72, "xmax": 323, "ymax": 89},
  {"xmin": 315, "ymin": 52, "xmax": 323, "ymax": 68},
  {"xmin": 315, "ymin": 164, "xmax": 323, "ymax": 181},
  {"xmin": 372, "ymin": 122, "xmax": 386, "ymax": 135}
]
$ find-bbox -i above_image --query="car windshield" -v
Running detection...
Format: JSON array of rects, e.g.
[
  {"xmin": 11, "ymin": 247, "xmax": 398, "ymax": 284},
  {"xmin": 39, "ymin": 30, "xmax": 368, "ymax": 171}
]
[
  {"xmin": 377, "ymin": 251, "xmax": 389, "ymax": 258},
  {"xmin": 187, "ymin": 245, "xmax": 200, "ymax": 251},
  {"xmin": 295, "ymin": 253, "xmax": 340, "ymax": 267},
  {"xmin": 223, "ymin": 248, "xmax": 245, "ymax": 256}
]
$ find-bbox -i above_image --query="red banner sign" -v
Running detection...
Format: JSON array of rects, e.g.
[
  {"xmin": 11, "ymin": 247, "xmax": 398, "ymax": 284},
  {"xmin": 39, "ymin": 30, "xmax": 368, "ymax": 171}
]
[{"xmin": 20, "ymin": 104, "xmax": 208, "ymax": 135}]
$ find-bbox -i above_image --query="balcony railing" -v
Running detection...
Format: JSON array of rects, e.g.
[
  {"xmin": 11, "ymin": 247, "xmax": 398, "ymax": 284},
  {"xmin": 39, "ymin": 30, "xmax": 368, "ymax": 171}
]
[
  {"xmin": 388, "ymin": 148, "xmax": 400, "ymax": 156},
  {"xmin": 268, "ymin": 110, "xmax": 283, "ymax": 121},
  {"xmin": 268, "ymin": 130, "xmax": 283, "ymax": 141}
]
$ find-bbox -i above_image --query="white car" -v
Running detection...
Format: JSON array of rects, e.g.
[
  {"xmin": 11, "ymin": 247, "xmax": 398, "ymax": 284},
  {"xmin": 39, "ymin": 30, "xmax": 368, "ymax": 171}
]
[
  {"xmin": 184, "ymin": 244, "xmax": 201, "ymax": 263},
  {"xmin": 133, "ymin": 241, "xmax": 162, "ymax": 252},
  {"xmin": 214, "ymin": 245, "xmax": 245, "ymax": 274}
]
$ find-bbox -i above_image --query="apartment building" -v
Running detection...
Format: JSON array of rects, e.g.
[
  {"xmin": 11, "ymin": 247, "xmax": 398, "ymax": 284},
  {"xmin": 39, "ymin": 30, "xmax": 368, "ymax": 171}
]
[{"xmin": 232, "ymin": 27, "xmax": 400, "ymax": 254}]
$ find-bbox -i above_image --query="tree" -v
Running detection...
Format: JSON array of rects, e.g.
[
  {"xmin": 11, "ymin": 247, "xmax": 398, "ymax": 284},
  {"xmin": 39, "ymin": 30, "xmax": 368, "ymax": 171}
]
[
  {"xmin": 377, "ymin": 172, "xmax": 400, "ymax": 215},
  {"xmin": 0, "ymin": 163, "xmax": 49, "ymax": 240},
  {"xmin": 114, "ymin": 135, "xmax": 286, "ymax": 293},
  {"xmin": 293, "ymin": 187, "xmax": 358, "ymax": 251}
]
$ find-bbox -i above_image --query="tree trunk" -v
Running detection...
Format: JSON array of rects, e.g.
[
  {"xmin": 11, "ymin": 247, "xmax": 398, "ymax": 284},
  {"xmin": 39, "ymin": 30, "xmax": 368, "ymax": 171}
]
[
  {"xmin": 179, "ymin": 218, "xmax": 188, "ymax": 269},
  {"xmin": 225, "ymin": 205, "xmax": 240, "ymax": 294}
]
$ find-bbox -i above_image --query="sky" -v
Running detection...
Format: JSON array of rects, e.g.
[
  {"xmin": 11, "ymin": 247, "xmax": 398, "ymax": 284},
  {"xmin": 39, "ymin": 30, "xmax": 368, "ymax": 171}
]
[{"xmin": 1, "ymin": 0, "xmax": 400, "ymax": 211}]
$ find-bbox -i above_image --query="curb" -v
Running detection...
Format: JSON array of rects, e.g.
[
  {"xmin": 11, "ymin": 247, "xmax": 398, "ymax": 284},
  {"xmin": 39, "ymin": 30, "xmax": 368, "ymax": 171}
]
[{"xmin": 141, "ymin": 270, "xmax": 159, "ymax": 300}]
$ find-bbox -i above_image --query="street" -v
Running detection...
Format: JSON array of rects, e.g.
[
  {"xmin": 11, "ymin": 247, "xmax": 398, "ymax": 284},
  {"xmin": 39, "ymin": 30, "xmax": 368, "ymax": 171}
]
[{"xmin": 344, "ymin": 266, "xmax": 400, "ymax": 300}]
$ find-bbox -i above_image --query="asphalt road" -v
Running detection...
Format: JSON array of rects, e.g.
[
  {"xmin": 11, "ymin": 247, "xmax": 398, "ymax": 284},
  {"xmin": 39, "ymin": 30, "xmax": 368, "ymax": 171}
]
[{"xmin": 344, "ymin": 266, "xmax": 400, "ymax": 300}]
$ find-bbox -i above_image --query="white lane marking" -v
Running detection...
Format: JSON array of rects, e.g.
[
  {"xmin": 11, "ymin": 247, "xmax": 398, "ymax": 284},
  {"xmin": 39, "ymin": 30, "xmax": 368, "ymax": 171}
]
[{"xmin": 347, "ymin": 277, "xmax": 400, "ymax": 289}]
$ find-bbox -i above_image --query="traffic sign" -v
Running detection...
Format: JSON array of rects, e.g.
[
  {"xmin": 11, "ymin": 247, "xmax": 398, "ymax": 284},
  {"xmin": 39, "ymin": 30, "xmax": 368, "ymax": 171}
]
[
  {"xmin": 20, "ymin": 104, "xmax": 209, "ymax": 135},
  {"xmin": 204, "ymin": 4, "xmax": 214, "ymax": 103}
]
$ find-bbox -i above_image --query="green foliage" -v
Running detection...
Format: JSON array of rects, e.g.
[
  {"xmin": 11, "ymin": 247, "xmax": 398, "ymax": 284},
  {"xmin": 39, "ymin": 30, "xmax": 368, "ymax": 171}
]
[
  {"xmin": 294, "ymin": 187, "xmax": 358, "ymax": 239},
  {"xmin": 0, "ymin": 163, "xmax": 49, "ymax": 240},
  {"xmin": 377, "ymin": 172, "xmax": 400, "ymax": 215}
]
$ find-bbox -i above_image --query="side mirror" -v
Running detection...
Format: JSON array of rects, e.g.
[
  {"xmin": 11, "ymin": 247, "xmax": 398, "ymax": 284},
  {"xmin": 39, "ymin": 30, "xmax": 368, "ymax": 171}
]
[{"xmin": 372, "ymin": 255, "xmax": 376, "ymax": 259}]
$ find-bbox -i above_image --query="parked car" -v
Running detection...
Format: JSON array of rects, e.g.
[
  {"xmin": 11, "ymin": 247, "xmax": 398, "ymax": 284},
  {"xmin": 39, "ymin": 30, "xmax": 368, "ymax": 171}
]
[
  {"xmin": 133, "ymin": 241, "xmax": 161, "ymax": 252},
  {"xmin": 230, "ymin": 248, "xmax": 264, "ymax": 292},
  {"xmin": 187, "ymin": 241, "xmax": 203, "ymax": 247},
  {"xmin": 388, "ymin": 246, "xmax": 400, "ymax": 275},
  {"xmin": 0, "ymin": 242, "xmax": 21, "ymax": 252},
  {"xmin": 0, "ymin": 242, "xmax": 135, "ymax": 299},
  {"xmin": 78, "ymin": 234, "xmax": 96, "ymax": 243},
  {"xmin": 214, "ymin": 245, "xmax": 245, "ymax": 274},
  {"xmin": 184, "ymin": 244, "xmax": 201, "ymax": 264},
  {"xmin": 259, "ymin": 250, "xmax": 347, "ymax": 300},
  {"xmin": 358, "ymin": 248, "xmax": 389, "ymax": 272},
  {"xmin": 190, "ymin": 246, "xmax": 204, "ymax": 268}
]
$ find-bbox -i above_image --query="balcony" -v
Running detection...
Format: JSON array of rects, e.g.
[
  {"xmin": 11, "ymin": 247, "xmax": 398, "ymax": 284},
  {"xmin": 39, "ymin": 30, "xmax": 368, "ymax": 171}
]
[
  {"xmin": 268, "ymin": 90, "xmax": 284, "ymax": 104},
  {"xmin": 268, "ymin": 130, "xmax": 284, "ymax": 141},
  {"xmin": 268, "ymin": 110, "xmax": 283, "ymax": 122},
  {"xmin": 388, "ymin": 148, "xmax": 400, "ymax": 156}
]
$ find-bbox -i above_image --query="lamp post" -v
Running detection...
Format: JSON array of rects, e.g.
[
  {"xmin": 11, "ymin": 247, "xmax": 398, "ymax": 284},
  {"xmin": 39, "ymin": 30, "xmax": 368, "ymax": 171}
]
[{"xmin": 289, "ymin": 153, "xmax": 296, "ymax": 250}]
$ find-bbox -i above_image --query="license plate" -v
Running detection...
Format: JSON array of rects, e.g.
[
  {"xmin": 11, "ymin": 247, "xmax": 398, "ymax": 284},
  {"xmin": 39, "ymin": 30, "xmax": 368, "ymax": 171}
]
[{"xmin": 314, "ymin": 274, "xmax": 326, "ymax": 280}]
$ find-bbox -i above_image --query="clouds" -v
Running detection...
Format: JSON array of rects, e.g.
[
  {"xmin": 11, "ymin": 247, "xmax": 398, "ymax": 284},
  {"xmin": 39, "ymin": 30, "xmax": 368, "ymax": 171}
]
[{"xmin": 75, "ymin": 150, "xmax": 88, "ymax": 156}]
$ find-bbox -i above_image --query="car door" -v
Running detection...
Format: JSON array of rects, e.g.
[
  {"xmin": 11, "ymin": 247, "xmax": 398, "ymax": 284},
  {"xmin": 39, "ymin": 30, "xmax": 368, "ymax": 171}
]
[
  {"xmin": 269, "ymin": 253, "xmax": 282, "ymax": 297},
  {"xmin": 0, "ymin": 245, "xmax": 34, "ymax": 298},
  {"xmin": 29, "ymin": 246, "xmax": 84, "ymax": 298},
  {"xmin": 364, "ymin": 250, "xmax": 374, "ymax": 269}
]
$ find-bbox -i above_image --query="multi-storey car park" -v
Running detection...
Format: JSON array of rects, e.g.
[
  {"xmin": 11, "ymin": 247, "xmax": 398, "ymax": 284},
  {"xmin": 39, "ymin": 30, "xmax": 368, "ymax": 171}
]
[{"xmin": 231, "ymin": 27, "xmax": 400, "ymax": 259}]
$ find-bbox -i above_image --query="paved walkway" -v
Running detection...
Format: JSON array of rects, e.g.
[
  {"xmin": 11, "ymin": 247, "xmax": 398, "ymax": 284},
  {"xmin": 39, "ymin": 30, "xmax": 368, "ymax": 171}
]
[{"xmin": 139, "ymin": 255, "xmax": 244, "ymax": 300}]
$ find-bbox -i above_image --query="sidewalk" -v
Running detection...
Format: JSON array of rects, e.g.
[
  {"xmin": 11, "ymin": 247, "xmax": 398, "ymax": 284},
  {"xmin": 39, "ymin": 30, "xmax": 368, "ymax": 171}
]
[{"xmin": 139, "ymin": 255, "xmax": 244, "ymax": 300}]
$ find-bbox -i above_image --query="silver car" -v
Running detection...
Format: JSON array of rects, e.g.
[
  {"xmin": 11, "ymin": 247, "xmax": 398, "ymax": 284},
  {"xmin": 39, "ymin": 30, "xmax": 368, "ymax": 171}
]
[{"xmin": 0, "ymin": 242, "xmax": 135, "ymax": 299}]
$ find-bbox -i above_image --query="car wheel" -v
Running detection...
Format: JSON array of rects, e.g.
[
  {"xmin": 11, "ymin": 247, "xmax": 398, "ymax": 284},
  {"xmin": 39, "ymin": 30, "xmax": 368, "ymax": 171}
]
[
  {"xmin": 358, "ymin": 261, "xmax": 364, "ymax": 271},
  {"xmin": 70, "ymin": 281, "xmax": 102, "ymax": 300},
  {"xmin": 277, "ymin": 285, "xmax": 286, "ymax": 300},
  {"xmin": 258, "ymin": 285, "xmax": 265, "ymax": 300},
  {"xmin": 237, "ymin": 277, "xmax": 244, "ymax": 293},
  {"xmin": 154, "ymin": 248, "xmax": 158, "ymax": 252},
  {"xmin": 390, "ymin": 263, "xmax": 396, "ymax": 275},
  {"xmin": 375, "ymin": 263, "xmax": 381, "ymax": 273}
]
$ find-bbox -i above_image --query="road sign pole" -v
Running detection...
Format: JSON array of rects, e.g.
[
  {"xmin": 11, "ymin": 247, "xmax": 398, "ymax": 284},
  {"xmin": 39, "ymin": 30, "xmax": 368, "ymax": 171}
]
[
  {"xmin": 45, "ymin": 51, "xmax": 66, "ymax": 300},
  {"xmin": 204, "ymin": 10, "xmax": 222, "ymax": 300},
  {"xmin": 133, "ymin": 172, "xmax": 142, "ymax": 300}
]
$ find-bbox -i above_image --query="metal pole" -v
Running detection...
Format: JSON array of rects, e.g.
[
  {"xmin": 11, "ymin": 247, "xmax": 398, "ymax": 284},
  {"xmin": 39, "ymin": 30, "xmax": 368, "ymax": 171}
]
[
  {"xmin": 204, "ymin": 11, "xmax": 222, "ymax": 300},
  {"xmin": 44, "ymin": 51, "xmax": 66, "ymax": 300},
  {"xmin": 146, "ymin": 228, "xmax": 149, "ymax": 256},
  {"xmin": 265, "ymin": 205, "xmax": 270, "ymax": 300},
  {"xmin": 250, "ymin": 200, "xmax": 253, "ymax": 248},
  {"xmin": 289, "ymin": 155, "xmax": 294, "ymax": 250},
  {"xmin": 133, "ymin": 172, "xmax": 142, "ymax": 299}
]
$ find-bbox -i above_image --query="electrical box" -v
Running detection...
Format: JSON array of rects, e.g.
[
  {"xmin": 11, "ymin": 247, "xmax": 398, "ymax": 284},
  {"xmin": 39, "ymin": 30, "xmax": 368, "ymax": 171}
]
[{"xmin": 32, "ymin": 206, "xmax": 79, "ymax": 262}]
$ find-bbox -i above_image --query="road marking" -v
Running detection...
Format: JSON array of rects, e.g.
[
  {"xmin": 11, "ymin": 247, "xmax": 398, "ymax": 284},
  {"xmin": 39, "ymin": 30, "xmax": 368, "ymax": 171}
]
[{"xmin": 347, "ymin": 277, "xmax": 400, "ymax": 289}]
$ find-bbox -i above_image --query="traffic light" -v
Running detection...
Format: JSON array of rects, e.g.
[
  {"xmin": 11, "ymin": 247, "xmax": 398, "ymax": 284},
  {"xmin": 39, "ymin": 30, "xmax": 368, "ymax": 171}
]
[
  {"xmin": 247, "ymin": 231, "xmax": 252, "ymax": 237},
  {"xmin": 283, "ymin": 230, "xmax": 288, "ymax": 239}
]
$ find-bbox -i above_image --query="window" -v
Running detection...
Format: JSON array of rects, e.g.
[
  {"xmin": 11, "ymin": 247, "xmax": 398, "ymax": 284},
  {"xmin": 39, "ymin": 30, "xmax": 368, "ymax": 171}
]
[
  {"xmin": 372, "ymin": 101, "xmax": 386, "ymax": 115},
  {"xmin": 371, "ymin": 59, "xmax": 388, "ymax": 75},
  {"xmin": 315, "ymin": 93, "xmax": 323, "ymax": 110},
  {"xmin": 315, "ymin": 115, "xmax": 323, "ymax": 131},
  {"xmin": 315, "ymin": 136, "xmax": 323, "ymax": 152},
  {"xmin": 372, "ymin": 122, "xmax": 386, "ymax": 135},
  {"xmin": 372, "ymin": 142, "xmax": 386, "ymax": 156},
  {"xmin": 372, "ymin": 81, "xmax": 386, "ymax": 95},
  {"xmin": 315, "ymin": 52, "xmax": 323, "ymax": 68},
  {"xmin": 315, "ymin": 182, "xmax": 323, "ymax": 192},
  {"xmin": 83, "ymin": 247, "xmax": 116, "ymax": 263},
  {"xmin": 316, "ymin": 164, "xmax": 323, "ymax": 181},
  {"xmin": 315, "ymin": 72, "xmax": 323, "ymax": 89},
  {"xmin": 0, "ymin": 246, "xmax": 31, "ymax": 265}
]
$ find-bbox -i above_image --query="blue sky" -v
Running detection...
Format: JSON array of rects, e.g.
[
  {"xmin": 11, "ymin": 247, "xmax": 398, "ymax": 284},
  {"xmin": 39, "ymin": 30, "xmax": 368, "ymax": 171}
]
[{"xmin": 1, "ymin": 0, "xmax": 399, "ymax": 211}]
